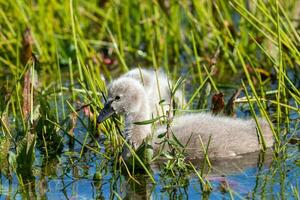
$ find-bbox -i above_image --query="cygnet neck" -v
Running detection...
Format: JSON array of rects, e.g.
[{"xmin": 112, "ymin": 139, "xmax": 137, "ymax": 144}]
[{"xmin": 123, "ymin": 96, "xmax": 152, "ymax": 149}]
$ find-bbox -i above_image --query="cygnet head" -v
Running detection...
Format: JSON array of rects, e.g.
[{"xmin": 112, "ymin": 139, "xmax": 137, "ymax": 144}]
[{"xmin": 97, "ymin": 77, "xmax": 149, "ymax": 123}]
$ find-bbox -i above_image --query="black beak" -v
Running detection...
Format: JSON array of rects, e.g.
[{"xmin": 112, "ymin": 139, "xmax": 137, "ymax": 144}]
[{"xmin": 97, "ymin": 100, "xmax": 115, "ymax": 123}]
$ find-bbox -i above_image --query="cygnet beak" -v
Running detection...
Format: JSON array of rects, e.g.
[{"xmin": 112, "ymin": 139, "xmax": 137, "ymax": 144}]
[{"xmin": 97, "ymin": 100, "xmax": 115, "ymax": 123}]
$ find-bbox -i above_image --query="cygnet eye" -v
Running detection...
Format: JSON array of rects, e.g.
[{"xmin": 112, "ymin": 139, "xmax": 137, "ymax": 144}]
[{"xmin": 115, "ymin": 95, "xmax": 121, "ymax": 101}]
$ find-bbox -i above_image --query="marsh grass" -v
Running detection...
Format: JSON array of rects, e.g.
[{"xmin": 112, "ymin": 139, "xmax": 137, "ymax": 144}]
[{"xmin": 0, "ymin": 0, "xmax": 299, "ymax": 198}]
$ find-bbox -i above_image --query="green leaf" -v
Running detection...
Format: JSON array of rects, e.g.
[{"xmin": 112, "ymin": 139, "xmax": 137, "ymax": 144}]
[
  {"xmin": 162, "ymin": 152, "xmax": 174, "ymax": 159},
  {"xmin": 159, "ymin": 99, "xmax": 165, "ymax": 105},
  {"xmin": 134, "ymin": 115, "xmax": 165, "ymax": 125},
  {"xmin": 171, "ymin": 76, "xmax": 185, "ymax": 96},
  {"xmin": 171, "ymin": 132, "xmax": 184, "ymax": 148},
  {"xmin": 157, "ymin": 131, "xmax": 167, "ymax": 139}
]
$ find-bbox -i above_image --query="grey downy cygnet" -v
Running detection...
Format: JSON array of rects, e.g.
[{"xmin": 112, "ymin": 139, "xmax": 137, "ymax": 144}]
[{"xmin": 97, "ymin": 76, "xmax": 274, "ymax": 159}]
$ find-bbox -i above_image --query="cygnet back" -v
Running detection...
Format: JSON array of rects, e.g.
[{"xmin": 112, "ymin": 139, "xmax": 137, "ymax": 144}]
[{"xmin": 122, "ymin": 68, "xmax": 185, "ymax": 117}]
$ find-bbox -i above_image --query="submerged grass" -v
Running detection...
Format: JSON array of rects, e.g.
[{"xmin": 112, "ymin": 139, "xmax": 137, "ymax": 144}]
[{"xmin": 0, "ymin": 0, "xmax": 299, "ymax": 199}]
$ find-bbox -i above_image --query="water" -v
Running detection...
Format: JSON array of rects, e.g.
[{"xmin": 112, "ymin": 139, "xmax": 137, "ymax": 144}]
[
  {"xmin": 0, "ymin": 111, "xmax": 299, "ymax": 199},
  {"xmin": 1, "ymin": 149, "xmax": 299, "ymax": 199}
]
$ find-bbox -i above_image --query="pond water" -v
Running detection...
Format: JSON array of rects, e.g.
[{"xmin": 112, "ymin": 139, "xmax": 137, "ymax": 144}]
[
  {"xmin": 0, "ymin": 100, "xmax": 299, "ymax": 199},
  {"xmin": 0, "ymin": 145, "xmax": 299, "ymax": 199}
]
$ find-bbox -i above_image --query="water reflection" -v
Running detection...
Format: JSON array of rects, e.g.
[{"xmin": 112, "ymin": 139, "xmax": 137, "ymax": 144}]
[
  {"xmin": 1, "ymin": 138, "xmax": 299, "ymax": 199},
  {"xmin": 122, "ymin": 174, "xmax": 154, "ymax": 200},
  {"xmin": 107, "ymin": 148, "xmax": 275, "ymax": 199}
]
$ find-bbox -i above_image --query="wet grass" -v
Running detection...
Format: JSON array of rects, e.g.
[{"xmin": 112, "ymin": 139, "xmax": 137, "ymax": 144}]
[{"xmin": 0, "ymin": 0, "xmax": 299, "ymax": 199}]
